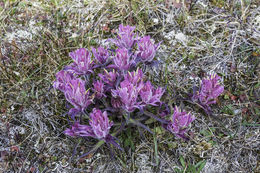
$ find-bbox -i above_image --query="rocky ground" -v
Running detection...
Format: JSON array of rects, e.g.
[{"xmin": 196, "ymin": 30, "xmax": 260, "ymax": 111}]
[{"xmin": 0, "ymin": 0, "xmax": 259, "ymax": 172}]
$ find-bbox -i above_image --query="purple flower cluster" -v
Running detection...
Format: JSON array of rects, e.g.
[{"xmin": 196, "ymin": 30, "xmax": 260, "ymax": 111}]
[
  {"xmin": 64, "ymin": 109, "xmax": 113, "ymax": 140},
  {"xmin": 111, "ymin": 24, "xmax": 137, "ymax": 49},
  {"xmin": 66, "ymin": 48, "xmax": 94, "ymax": 75},
  {"xmin": 192, "ymin": 73, "xmax": 224, "ymax": 113},
  {"xmin": 53, "ymin": 24, "xmax": 225, "ymax": 156},
  {"xmin": 166, "ymin": 107, "xmax": 195, "ymax": 140},
  {"xmin": 136, "ymin": 36, "xmax": 161, "ymax": 63},
  {"xmin": 53, "ymin": 24, "xmax": 166, "ymax": 150},
  {"xmin": 92, "ymin": 46, "xmax": 109, "ymax": 64},
  {"xmin": 111, "ymin": 68, "xmax": 165, "ymax": 112}
]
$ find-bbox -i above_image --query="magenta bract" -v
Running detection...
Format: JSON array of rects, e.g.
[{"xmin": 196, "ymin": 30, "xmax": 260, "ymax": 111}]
[
  {"xmin": 92, "ymin": 46, "xmax": 110, "ymax": 64},
  {"xmin": 113, "ymin": 48, "xmax": 133, "ymax": 70},
  {"xmin": 167, "ymin": 106, "xmax": 195, "ymax": 139},
  {"xmin": 89, "ymin": 108, "xmax": 113, "ymax": 139},
  {"xmin": 193, "ymin": 73, "xmax": 224, "ymax": 106},
  {"xmin": 64, "ymin": 109, "xmax": 113, "ymax": 140},
  {"xmin": 111, "ymin": 97, "xmax": 122, "ymax": 109},
  {"xmin": 98, "ymin": 69, "xmax": 118, "ymax": 86},
  {"xmin": 136, "ymin": 36, "xmax": 160, "ymax": 62},
  {"xmin": 93, "ymin": 80, "xmax": 106, "ymax": 99},
  {"xmin": 64, "ymin": 121, "xmax": 95, "ymax": 137},
  {"xmin": 114, "ymin": 24, "xmax": 136, "ymax": 49},
  {"xmin": 64, "ymin": 78, "xmax": 92, "ymax": 112},
  {"xmin": 53, "ymin": 70, "xmax": 74, "ymax": 92},
  {"xmin": 139, "ymin": 81, "xmax": 164, "ymax": 106},
  {"xmin": 123, "ymin": 68, "xmax": 144, "ymax": 86},
  {"xmin": 67, "ymin": 48, "xmax": 94, "ymax": 75},
  {"xmin": 112, "ymin": 82, "xmax": 142, "ymax": 112}
]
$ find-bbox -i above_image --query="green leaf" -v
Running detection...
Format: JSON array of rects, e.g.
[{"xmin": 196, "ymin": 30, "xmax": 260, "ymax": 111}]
[
  {"xmin": 180, "ymin": 156, "xmax": 186, "ymax": 168},
  {"xmin": 200, "ymin": 129, "xmax": 212, "ymax": 137},
  {"xmin": 154, "ymin": 126, "xmax": 164, "ymax": 135},
  {"xmin": 131, "ymin": 0, "xmax": 139, "ymax": 13},
  {"xmin": 78, "ymin": 140, "xmax": 105, "ymax": 160},
  {"xmin": 254, "ymin": 81, "xmax": 260, "ymax": 89},
  {"xmin": 153, "ymin": 134, "xmax": 159, "ymax": 166},
  {"xmin": 196, "ymin": 160, "xmax": 206, "ymax": 172},
  {"xmin": 188, "ymin": 164, "xmax": 196, "ymax": 172},
  {"xmin": 167, "ymin": 142, "xmax": 177, "ymax": 149},
  {"xmin": 224, "ymin": 94, "xmax": 229, "ymax": 100},
  {"xmin": 254, "ymin": 107, "xmax": 260, "ymax": 116},
  {"xmin": 174, "ymin": 167, "xmax": 182, "ymax": 173},
  {"xmin": 221, "ymin": 104, "xmax": 234, "ymax": 115},
  {"xmin": 145, "ymin": 118, "xmax": 157, "ymax": 124}
]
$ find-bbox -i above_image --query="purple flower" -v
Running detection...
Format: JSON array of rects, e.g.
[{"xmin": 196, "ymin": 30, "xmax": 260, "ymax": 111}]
[
  {"xmin": 139, "ymin": 81, "xmax": 164, "ymax": 106},
  {"xmin": 89, "ymin": 108, "xmax": 113, "ymax": 139},
  {"xmin": 98, "ymin": 69, "xmax": 118, "ymax": 86},
  {"xmin": 123, "ymin": 68, "xmax": 144, "ymax": 86},
  {"xmin": 64, "ymin": 121, "xmax": 95, "ymax": 137},
  {"xmin": 53, "ymin": 70, "xmax": 74, "ymax": 92},
  {"xmin": 64, "ymin": 109, "xmax": 113, "ymax": 140},
  {"xmin": 118, "ymin": 24, "xmax": 135, "ymax": 36},
  {"xmin": 66, "ymin": 48, "xmax": 94, "ymax": 75},
  {"xmin": 64, "ymin": 78, "xmax": 92, "ymax": 112},
  {"xmin": 93, "ymin": 80, "xmax": 106, "ymax": 99},
  {"xmin": 112, "ymin": 82, "xmax": 142, "ymax": 112},
  {"xmin": 112, "ymin": 24, "xmax": 136, "ymax": 49},
  {"xmin": 64, "ymin": 109, "xmax": 121, "ymax": 149},
  {"xmin": 92, "ymin": 46, "xmax": 109, "ymax": 64},
  {"xmin": 113, "ymin": 48, "xmax": 133, "ymax": 70},
  {"xmin": 166, "ymin": 106, "xmax": 195, "ymax": 139},
  {"xmin": 193, "ymin": 73, "xmax": 224, "ymax": 106},
  {"xmin": 136, "ymin": 36, "xmax": 160, "ymax": 62}
]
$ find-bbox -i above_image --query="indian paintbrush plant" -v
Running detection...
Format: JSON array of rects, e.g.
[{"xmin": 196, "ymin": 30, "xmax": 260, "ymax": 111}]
[
  {"xmin": 191, "ymin": 73, "xmax": 225, "ymax": 115},
  {"xmin": 53, "ymin": 24, "xmax": 224, "ymax": 159}
]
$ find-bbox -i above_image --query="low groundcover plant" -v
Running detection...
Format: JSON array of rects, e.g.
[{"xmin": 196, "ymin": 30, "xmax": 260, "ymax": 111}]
[
  {"xmin": 192, "ymin": 73, "xmax": 224, "ymax": 115},
  {"xmin": 53, "ymin": 24, "xmax": 224, "ymax": 158}
]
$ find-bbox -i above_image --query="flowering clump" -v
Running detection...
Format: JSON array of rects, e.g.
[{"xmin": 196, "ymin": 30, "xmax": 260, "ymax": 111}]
[
  {"xmin": 111, "ymin": 81, "xmax": 143, "ymax": 112},
  {"xmin": 166, "ymin": 107, "xmax": 195, "ymax": 140},
  {"xmin": 53, "ymin": 70, "xmax": 75, "ymax": 92},
  {"xmin": 65, "ymin": 109, "xmax": 113, "ymax": 138},
  {"xmin": 53, "ymin": 24, "xmax": 224, "ymax": 157},
  {"xmin": 139, "ymin": 81, "xmax": 165, "ymax": 106},
  {"xmin": 93, "ymin": 80, "xmax": 106, "ymax": 99},
  {"xmin": 111, "ymin": 24, "xmax": 137, "ymax": 49},
  {"xmin": 192, "ymin": 73, "xmax": 224, "ymax": 113},
  {"xmin": 64, "ymin": 78, "xmax": 92, "ymax": 116},
  {"xmin": 112, "ymin": 48, "xmax": 133, "ymax": 70},
  {"xmin": 136, "ymin": 36, "xmax": 161, "ymax": 63},
  {"xmin": 92, "ymin": 46, "xmax": 110, "ymax": 64}
]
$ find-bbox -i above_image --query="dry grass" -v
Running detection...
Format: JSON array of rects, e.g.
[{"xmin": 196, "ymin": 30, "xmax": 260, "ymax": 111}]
[{"xmin": 0, "ymin": 0, "xmax": 259, "ymax": 172}]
